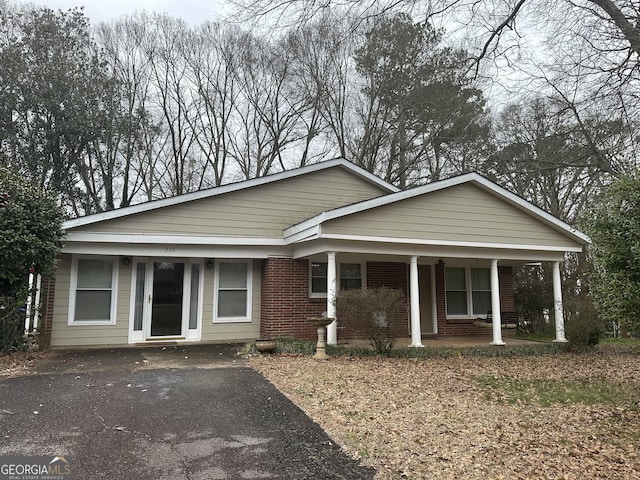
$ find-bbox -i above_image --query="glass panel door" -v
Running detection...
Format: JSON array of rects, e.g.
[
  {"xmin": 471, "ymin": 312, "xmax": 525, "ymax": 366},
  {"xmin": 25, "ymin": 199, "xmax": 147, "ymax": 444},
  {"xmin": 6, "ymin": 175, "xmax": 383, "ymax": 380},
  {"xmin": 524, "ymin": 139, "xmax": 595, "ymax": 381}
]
[
  {"xmin": 151, "ymin": 262, "xmax": 184, "ymax": 336},
  {"xmin": 133, "ymin": 262, "xmax": 146, "ymax": 332}
]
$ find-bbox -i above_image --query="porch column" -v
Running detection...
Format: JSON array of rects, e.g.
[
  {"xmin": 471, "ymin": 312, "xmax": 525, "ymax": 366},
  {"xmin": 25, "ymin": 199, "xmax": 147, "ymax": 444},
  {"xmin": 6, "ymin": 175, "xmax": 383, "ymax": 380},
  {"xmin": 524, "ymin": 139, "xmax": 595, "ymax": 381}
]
[
  {"xmin": 326, "ymin": 252, "xmax": 338, "ymax": 345},
  {"xmin": 409, "ymin": 256, "xmax": 423, "ymax": 347},
  {"xmin": 552, "ymin": 261, "xmax": 567, "ymax": 343},
  {"xmin": 490, "ymin": 259, "xmax": 505, "ymax": 346},
  {"xmin": 430, "ymin": 265, "xmax": 438, "ymax": 335}
]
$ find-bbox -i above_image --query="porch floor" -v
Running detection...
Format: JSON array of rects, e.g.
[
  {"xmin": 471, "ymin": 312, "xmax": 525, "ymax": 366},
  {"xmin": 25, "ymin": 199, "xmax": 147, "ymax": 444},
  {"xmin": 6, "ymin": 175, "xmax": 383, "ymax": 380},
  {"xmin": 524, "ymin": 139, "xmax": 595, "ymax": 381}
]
[{"xmin": 345, "ymin": 334, "xmax": 545, "ymax": 349}]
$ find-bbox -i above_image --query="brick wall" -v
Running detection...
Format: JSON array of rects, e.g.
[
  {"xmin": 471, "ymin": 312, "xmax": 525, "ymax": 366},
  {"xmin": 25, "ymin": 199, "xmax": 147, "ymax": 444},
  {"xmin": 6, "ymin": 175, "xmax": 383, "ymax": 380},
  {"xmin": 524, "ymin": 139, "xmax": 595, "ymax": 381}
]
[
  {"xmin": 499, "ymin": 266, "xmax": 515, "ymax": 312},
  {"xmin": 38, "ymin": 276, "xmax": 56, "ymax": 349},
  {"xmin": 367, "ymin": 262, "xmax": 408, "ymax": 294},
  {"xmin": 345, "ymin": 261, "xmax": 409, "ymax": 340},
  {"xmin": 260, "ymin": 258, "xmax": 515, "ymax": 341},
  {"xmin": 260, "ymin": 257, "xmax": 325, "ymax": 339}
]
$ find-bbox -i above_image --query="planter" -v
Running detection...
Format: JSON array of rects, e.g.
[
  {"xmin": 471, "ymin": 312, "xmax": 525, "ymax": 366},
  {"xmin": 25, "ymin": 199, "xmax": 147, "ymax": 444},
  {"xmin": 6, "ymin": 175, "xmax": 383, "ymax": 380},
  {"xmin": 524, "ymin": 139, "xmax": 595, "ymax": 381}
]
[{"xmin": 255, "ymin": 338, "xmax": 276, "ymax": 354}]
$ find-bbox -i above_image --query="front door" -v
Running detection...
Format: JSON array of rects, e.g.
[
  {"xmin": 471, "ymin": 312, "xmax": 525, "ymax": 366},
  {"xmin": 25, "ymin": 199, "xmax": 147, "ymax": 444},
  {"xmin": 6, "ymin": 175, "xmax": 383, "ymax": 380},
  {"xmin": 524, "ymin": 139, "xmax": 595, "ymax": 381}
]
[
  {"xmin": 129, "ymin": 258, "xmax": 202, "ymax": 343},
  {"xmin": 151, "ymin": 261, "xmax": 184, "ymax": 336}
]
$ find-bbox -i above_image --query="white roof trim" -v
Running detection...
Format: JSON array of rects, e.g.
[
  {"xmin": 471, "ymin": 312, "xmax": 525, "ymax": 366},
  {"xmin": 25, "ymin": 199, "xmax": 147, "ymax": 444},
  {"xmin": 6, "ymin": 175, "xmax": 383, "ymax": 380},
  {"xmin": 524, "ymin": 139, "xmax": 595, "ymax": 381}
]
[
  {"xmin": 64, "ymin": 232, "xmax": 286, "ymax": 246},
  {"xmin": 305, "ymin": 233, "xmax": 583, "ymax": 253},
  {"xmin": 63, "ymin": 158, "xmax": 399, "ymax": 230},
  {"xmin": 284, "ymin": 172, "xmax": 590, "ymax": 246}
]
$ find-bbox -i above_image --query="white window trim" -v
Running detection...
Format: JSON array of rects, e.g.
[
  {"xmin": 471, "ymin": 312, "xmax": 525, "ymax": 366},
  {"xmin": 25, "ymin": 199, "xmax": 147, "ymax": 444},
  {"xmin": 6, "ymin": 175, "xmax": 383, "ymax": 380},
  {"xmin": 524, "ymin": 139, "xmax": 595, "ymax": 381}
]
[
  {"xmin": 68, "ymin": 255, "xmax": 119, "ymax": 326},
  {"xmin": 213, "ymin": 259, "xmax": 252, "ymax": 323},
  {"xmin": 445, "ymin": 266, "xmax": 490, "ymax": 319},
  {"xmin": 309, "ymin": 261, "xmax": 366, "ymax": 298}
]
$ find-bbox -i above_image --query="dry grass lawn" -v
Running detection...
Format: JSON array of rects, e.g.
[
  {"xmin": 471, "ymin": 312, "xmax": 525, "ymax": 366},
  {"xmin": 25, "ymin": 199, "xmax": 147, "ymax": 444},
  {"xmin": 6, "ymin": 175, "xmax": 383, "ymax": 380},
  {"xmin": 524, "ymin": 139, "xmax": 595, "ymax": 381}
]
[{"xmin": 251, "ymin": 347, "xmax": 640, "ymax": 479}]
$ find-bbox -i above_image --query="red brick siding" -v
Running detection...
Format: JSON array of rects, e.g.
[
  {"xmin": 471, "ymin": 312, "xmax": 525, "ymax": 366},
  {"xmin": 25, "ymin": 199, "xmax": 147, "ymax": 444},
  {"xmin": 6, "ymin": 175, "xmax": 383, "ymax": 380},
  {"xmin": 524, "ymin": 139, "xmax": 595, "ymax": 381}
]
[
  {"xmin": 499, "ymin": 266, "xmax": 515, "ymax": 312},
  {"xmin": 367, "ymin": 262, "xmax": 408, "ymax": 294},
  {"xmin": 260, "ymin": 257, "xmax": 324, "ymax": 339},
  {"xmin": 260, "ymin": 258, "xmax": 515, "ymax": 341},
  {"xmin": 38, "ymin": 275, "xmax": 56, "ymax": 349},
  {"xmin": 336, "ymin": 261, "xmax": 410, "ymax": 340}
]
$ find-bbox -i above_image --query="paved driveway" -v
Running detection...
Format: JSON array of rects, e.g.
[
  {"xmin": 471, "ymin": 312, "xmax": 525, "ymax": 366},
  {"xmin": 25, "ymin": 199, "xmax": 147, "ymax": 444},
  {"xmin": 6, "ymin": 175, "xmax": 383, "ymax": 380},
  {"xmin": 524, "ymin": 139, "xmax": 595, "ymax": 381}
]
[{"xmin": 0, "ymin": 345, "xmax": 375, "ymax": 479}]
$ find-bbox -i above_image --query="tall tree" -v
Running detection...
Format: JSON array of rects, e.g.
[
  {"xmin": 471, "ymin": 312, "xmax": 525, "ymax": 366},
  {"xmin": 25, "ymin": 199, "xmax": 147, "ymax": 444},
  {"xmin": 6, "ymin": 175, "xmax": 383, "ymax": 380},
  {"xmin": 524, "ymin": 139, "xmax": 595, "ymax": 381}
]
[
  {"xmin": 584, "ymin": 174, "xmax": 640, "ymax": 334},
  {"xmin": 488, "ymin": 97, "xmax": 625, "ymax": 222},
  {"xmin": 0, "ymin": 5, "xmax": 121, "ymax": 214},
  {"xmin": 353, "ymin": 14, "xmax": 491, "ymax": 187}
]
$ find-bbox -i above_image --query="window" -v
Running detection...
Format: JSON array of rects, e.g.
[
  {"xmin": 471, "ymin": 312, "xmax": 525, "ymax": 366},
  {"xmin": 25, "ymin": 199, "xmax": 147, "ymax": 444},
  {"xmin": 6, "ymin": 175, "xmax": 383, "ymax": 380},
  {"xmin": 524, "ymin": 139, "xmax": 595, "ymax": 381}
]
[
  {"xmin": 69, "ymin": 256, "xmax": 118, "ymax": 325},
  {"xmin": 445, "ymin": 267, "xmax": 468, "ymax": 316},
  {"xmin": 310, "ymin": 261, "xmax": 365, "ymax": 296},
  {"xmin": 310, "ymin": 262, "xmax": 328, "ymax": 296},
  {"xmin": 445, "ymin": 267, "xmax": 491, "ymax": 317},
  {"xmin": 471, "ymin": 268, "xmax": 491, "ymax": 316},
  {"xmin": 340, "ymin": 263, "xmax": 362, "ymax": 290},
  {"xmin": 214, "ymin": 260, "xmax": 252, "ymax": 322}
]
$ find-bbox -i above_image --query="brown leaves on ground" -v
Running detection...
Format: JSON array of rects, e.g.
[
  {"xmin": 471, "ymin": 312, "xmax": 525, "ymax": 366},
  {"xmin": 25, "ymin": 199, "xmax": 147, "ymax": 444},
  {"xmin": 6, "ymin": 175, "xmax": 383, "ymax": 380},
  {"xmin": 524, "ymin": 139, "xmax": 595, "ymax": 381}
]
[
  {"xmin": 251, "ymin": 351, "xmax": 640, "ymax": 479},
  {"xmin": 0, "ymin": 351, "xmax": 46, "ymax": 378}
]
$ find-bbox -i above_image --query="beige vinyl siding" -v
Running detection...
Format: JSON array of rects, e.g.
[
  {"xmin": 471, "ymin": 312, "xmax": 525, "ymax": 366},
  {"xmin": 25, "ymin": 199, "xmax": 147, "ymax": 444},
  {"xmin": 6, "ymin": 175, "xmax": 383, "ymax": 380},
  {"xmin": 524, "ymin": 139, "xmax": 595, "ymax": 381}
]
[
  {"xmin": 74, "ymin": 167, "xmax": 387, "ymax": 237},
  {"xmin": 200, "ymin": 259, "xmax": 261, "ymax": 342},
  {"xmin": 51, "ymin": 254, "xmax": 130, "ymax": 347},
  {"xmin": 323, "ymin": 183, "xmax": 582, "ymax": 249}
]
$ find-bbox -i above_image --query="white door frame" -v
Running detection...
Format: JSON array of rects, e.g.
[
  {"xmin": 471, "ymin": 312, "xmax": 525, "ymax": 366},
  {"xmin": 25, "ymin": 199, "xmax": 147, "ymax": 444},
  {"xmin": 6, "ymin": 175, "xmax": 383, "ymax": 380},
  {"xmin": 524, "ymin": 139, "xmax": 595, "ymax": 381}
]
[{"xmin": 128, "ymin": 257, "xmax": 203, "ymax": 343}]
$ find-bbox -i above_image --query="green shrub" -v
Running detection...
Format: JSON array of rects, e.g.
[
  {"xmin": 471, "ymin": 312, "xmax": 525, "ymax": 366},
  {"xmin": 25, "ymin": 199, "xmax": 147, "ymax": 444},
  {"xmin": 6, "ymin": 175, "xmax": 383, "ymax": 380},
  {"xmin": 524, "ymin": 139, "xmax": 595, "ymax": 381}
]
[
  {"xmin": 0, "ymin": 291, "xmax": 27, "ymax": 353},
  {"xmin": 335, "ymin": 287, "xmax": 407, "ymax": 356},
  {"xmin": 565, "ymin": 314, "xmax": 605, "ymax": 352}
]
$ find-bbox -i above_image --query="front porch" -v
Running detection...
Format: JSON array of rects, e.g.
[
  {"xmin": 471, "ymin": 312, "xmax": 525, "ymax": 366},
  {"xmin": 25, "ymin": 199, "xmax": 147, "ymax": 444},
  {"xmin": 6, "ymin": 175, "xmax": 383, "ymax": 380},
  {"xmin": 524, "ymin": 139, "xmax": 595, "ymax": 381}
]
[{"xmin": 347, "ymin": 334, "xmax": 546, "ymax": 349}]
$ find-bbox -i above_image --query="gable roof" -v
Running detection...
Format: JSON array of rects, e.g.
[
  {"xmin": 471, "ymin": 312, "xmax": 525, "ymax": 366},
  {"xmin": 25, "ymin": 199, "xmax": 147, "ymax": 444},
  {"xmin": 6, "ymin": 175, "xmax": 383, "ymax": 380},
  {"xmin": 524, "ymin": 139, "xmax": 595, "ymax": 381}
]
[
  {"xmin": 283, "ymin": 172, "xmax": 590, "ymax": 246},
  {"xmin": 63, "ymin": 158, "xmax": 399, "ymax": 230}
]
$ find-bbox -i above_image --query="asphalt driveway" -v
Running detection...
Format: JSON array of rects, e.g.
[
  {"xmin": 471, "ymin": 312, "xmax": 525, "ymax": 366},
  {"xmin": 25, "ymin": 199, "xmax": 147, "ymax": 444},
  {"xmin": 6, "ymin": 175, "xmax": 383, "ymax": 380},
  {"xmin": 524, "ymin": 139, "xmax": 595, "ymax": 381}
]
[{"xmin": 0, "ymin": 345, "xmax": 375, "ymax": 479}]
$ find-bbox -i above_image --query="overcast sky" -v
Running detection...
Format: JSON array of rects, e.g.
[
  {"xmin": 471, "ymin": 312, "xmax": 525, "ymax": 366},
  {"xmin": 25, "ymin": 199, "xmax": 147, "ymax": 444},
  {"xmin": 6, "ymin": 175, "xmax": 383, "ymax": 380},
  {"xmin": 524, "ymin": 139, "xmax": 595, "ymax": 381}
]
[{"xmin": 19, "ymin": 0, "xmax": 229, "ymax": 25}]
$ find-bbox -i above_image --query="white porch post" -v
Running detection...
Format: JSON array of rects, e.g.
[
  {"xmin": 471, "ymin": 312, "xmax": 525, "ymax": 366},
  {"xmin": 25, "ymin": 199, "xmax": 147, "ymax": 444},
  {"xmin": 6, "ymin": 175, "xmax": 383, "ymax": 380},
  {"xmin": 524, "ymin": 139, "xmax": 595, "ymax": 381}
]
[
  {"xmin": 33, "ymin": 274, "xmax": 42, "ymax": 331},
  {"xmin": 24, "ymin": 272, "xmax": 34, "ymax": 333},
  {"xmin": 430, "ymin": 265, "xmax": 438, "ymax": 335},
  {"xmin": 326, "ymin": 252, "xmax": 338, "ymax": 345},
  {"xmin": 409, "ymin": 256, "xmax": 423, "ymax": 347},
  {"xmin": 552, "ymin": 261, "xmax": 567, "ymax": 343},
  {"xmin": 490, "ymin": 259, "xmax": 505, "ymax": 346}
]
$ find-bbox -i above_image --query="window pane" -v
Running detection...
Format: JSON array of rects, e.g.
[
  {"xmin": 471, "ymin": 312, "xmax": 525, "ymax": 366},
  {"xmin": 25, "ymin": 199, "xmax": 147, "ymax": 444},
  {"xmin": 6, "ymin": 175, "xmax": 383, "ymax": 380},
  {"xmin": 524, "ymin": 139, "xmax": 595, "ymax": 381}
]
[
  {"xmin": 472, "ymin": 291, "xmax": 491, "ymax": 315},
  {"xmin": 340, "ymin": 278, "xmax": 362, "ymax": 290},
  {"xmin": 218, "ymin": 290, "xmax": 247, "ymax": 317},
  {"xmin": 77, "ymin": 259, "xmax": 113, "ymax": 288},
  {"xmin": 471, "ymin": 268, "xmax": 491, "ymax": 291},
  {"xmin": 134, "ymin": 262, "xmax": 145, "ymax": 331},
  {"xmin": 219, "ymin": 263, "xmax": 248, "ymax": 288},
  {"xmin": 189, "ymin": 264, "xmax": 200, "ymax": 329},
  {"xmin": 341, "ymin": 263, "xmax": 361, "ymax": 278},
  {"xmin": 446, "ymin": 291, "xmax": 468, "ymax": 315},
  {"xmin": 311, "ymin": 262, "xmax": 327, "ymax": 277},
  {"xmin": 445, "ymin": 267, "xmax": 466, "ymax": 290},
  {"xmin": 311, "ymin": 278, "xmax": 327, "ymax": 293},
  {"xmin": 75, "ymin": 290, "xmax": 111, "ymax": 321}
]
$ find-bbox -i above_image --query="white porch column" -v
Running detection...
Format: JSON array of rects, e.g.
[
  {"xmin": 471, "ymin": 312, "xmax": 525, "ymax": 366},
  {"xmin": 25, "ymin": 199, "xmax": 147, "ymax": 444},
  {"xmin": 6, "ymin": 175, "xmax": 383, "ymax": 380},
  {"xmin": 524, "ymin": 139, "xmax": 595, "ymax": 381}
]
[
  {"xmin": 409, "ymin": 256, "xmax": 423, "ymax": 347},
  {"xmin": 326, "ymin": 252, "xmax": 338, "ymax": 345},
  {"xmin": 24, "ymin": 272, "xmax": 34, "ymax": 333},
  {"xmin": 33, "ymin": 274, "xmax": 42, "ymax": 331},
  {"xmin": 552, "ymin": 261, "xmax": 567, "ymax": 343},
  {"xmin": 430, "ymin": 265, "xmax": 438, "ymax": 335},
  {"xmin": 490, "ymin": 259, "xmax": 505, "ymax": 346}
]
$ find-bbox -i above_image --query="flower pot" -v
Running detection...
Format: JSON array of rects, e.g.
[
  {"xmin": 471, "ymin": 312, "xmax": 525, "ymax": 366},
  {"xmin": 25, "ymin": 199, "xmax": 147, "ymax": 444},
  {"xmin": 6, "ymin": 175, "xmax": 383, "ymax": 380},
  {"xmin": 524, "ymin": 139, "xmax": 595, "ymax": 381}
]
[{"xmin": 255, "ymin": 338, "xmax": 276, "ymax": 354}]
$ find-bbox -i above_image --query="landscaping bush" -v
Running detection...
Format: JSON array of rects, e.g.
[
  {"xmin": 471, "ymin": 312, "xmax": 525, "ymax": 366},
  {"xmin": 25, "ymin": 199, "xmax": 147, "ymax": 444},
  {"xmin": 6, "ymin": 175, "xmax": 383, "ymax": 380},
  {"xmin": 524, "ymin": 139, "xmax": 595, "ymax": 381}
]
[
  {"xmin": 0, "ymin": 290, "xmax": 27, "ymax": 353},
  {"xmin": 335, "ymin": 287, "xmax": 407, "ymax": 356},
  {"xmin": 565, "ymin": 312, "xmax": 605, "ymax": 352}
]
